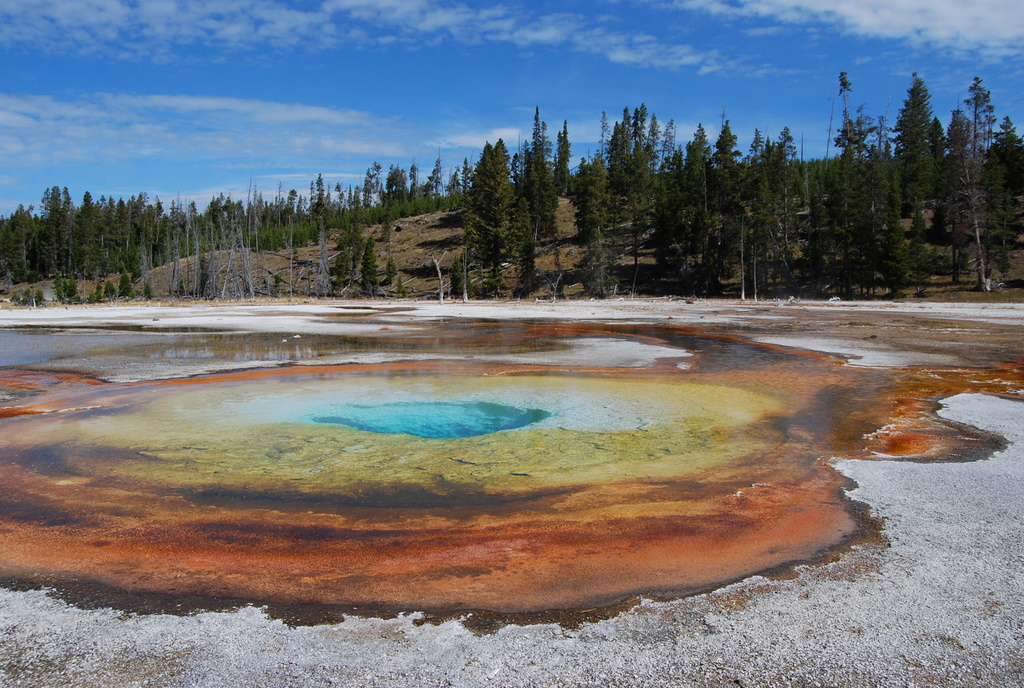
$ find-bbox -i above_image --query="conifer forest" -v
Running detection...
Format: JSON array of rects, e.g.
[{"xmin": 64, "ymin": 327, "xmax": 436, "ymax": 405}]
[{"xmin": 2, "ymin": 74, "xmax": 1022, "ymax": 302}]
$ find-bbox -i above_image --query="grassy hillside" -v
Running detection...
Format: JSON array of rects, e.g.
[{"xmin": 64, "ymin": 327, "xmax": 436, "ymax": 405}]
[{"xmin": 5, "ymin": 197, "xmax": 1023, "ymax": 305}]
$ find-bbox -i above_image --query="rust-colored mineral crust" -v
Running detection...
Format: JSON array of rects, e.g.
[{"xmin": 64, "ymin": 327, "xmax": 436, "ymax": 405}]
[{"xmin": 0, "ymin": 324, "xmax": 1014, "ymax": 616}]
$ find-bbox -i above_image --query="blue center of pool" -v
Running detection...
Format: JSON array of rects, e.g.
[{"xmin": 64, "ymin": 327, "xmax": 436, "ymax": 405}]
[{"xmin": 309, "ymin": 401, "xmax": 551, "ymax": 439}]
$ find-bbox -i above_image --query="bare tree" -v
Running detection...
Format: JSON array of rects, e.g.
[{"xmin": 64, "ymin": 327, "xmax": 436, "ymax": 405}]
[{"xmin": 946, "ymin": 78, "xmax": 995, "ymax": 291}]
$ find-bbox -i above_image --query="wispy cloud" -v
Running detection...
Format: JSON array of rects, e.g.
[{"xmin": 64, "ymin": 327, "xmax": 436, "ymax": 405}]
[
  {"xmin": 668, "ymin": 0, "xmax": 1024, "ymax": 56},
  {"xmin": 0, "ymin": 92, "xmax": 412, "ymax": 168},
  {"xmin": 433, "ymin": 127, "xmax": 525, "ymax": 150},
  {"xmin": 0, "ymin": 0, "xmax": 723, "ymax": 72},
  {"xmin": 573, "ymin": 27, "xmax": 725, "ymax": 72}
]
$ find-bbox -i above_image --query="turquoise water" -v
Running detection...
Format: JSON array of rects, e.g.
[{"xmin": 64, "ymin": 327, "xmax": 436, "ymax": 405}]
[{"xmin": 309, "ymin": 401, "xmax": 552, "ymax": 439}]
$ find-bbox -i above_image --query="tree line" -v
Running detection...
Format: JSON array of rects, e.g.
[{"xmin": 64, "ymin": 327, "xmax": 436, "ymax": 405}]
[
  {"xmin": 0, "ymin": 159, "xmax": 463, "ymax": 300},
  {"xmin": 458, "ymin": 74, "xmax": 1022, "ymax": 299},
  {"xmin": 2, "ymin": 73, "xmax": 1022, "ymax": 301}
]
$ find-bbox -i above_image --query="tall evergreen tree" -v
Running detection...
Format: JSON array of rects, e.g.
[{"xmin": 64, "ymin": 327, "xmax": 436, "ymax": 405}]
[
  {"xmin": 522, "ymin": 108, "xmax": 558, "ymax": 246},
  {"xmin": 990, "ymin": 117, "xmax": 1024, "ymax": 196},
  {"xmin": 606, "ymin": 106, "xmax": 657, "ymax": 292},
  {"xmin": 311, "ymin": 174, "xmax": 332, "ymax": 296},
  {"xmin": 945, "ymin": 77, "xmax": 997, "ymax": 290},
  {"xmin": 894, "ymin": 74, "xmax": 938, "ymax": 215},
  {"xmin": 408, "ymin": 161, "xmax": 421, "ymax": 200},
  {"xmin": 383, "ymin": 165, "xmax": 409, "ymax": 206},
  {"xmin": 75, "ymin": 191, "xmax": 100, "ymax": 278},
  {"xmin": 879, "ymin": 183, "xmax": 910, "ymax": 296},
  {"xmin": 427, "ymin": 153, "xmax": 445, "ymax": 197},
  {"xmin": 827, "ymin": 73, "xmax": 882, "ymax": 296},
  {"xmin": 574, "ymin": 154, "xmax": 610, "ymax": 295},
  {"xmin": 683, "ymin": 124, "xmax": 714, "ymax": 291},
  {"xmin": 707, "ymin": 120, "xmax": 744, "ymax": 292},
  {"xmin": 465, "ymin": 140, "xmax": 516, "ymax": 295},
  {"xmin": 361, "ymin": 235, "xmax": 379, "ymax": 296},
  {"xmin": 362, "ymin": 163, "xmax": 382, "ymax": 208},
  {"xmin": 986, "ymin": 117, "xmax": 1024, "ymax": 279},
  {"xmin": 554, "ymin": 121, "xmax": 572, "ymax": 196}
]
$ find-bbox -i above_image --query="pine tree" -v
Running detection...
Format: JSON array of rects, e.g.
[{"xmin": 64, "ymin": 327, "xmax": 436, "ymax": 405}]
[
  {"xmin": 362, "ymin": 163, "xmax": 382, "ymax": 208},
  {"xmin": 465, "ymin": 140, "xmax": 515, "ymax": 296},
  {"xmin": 990, "ymin": 117, "xmax": 1024, "ymax": 195},
  {"xmin": 383, "ymin": 166, "xmax": 409, "ymax": 206},
  {"xmin": 945, "ymin": 77, "xmax": 996, "ymax": 290},
  {"xmin": 683, "ymin": 124, "xmax": 714, "ymax": 292},
  {"xmin": 707, "ymin": 120, "xmax": 744, "ymax": 292},
  {"xmin": 311, "ymin": 174, "xmax": 332, "ymax": 296},
  {"xmin": 908, "ymin": 205, "xmax": 931, "ymax": 284},
  {"xmin": 879, "ymin": 184, "xmax": 910, "ymax": 297},
  {"xmin": 606, "ymin": 106, "xmax": 657, "ymax": 293},
  {"xmin": 385, "ymin": 255, "xmax": 398, "ymax": 286},
  {"xmin": 451, "ymin": 251, "xmax": 467, "ymax": 300},
  {"xmin": 523, "ymin": 108, "xmax": 558, "ymax": 246},
  {"xmin": 90, "ymin": 280, "xmax": 105, "ymax": 304},
  {"xmin": 118, "ymin": 271, "xmax": 134, "ymax": 299},
  {"xmin": 827, "ymin": 73, "xmax": 881, "ymax": 296},
  {"xmin": 574, "ymin": 154, "xmax": 609, "ymax": 296},
  {"xmin": 984, "ymin": 118, "xmax": 1022, "ymax": 280},
  {"xmin": 360, "ymin": 236, "xmax": 379, "ymax": 296},
  {"xmin": 408, "ymin": 161, "xmax": 421, "ymax": 200},
  {"xmin": 653, "ymin": 147, "xmax": 693, "ymax": 290},
  {"xmin": 554, "ymin": 121, "xmax": 572, "ymax": 196},
  {"xmin": 427, "ymin": 153, "xmax": 445, "ymax": 197},
  {"xmin": 76, "ymin": 191, "xmax": 100, "ymax": 278},
  {"xmin": 894, "ymin": 74, "xmax": 937, "ymax": 215}
]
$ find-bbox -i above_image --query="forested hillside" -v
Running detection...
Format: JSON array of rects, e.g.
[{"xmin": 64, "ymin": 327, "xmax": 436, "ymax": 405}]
[{"xmin": 2, "ymin": 74, "xmax": 1022, "ymax": 303}]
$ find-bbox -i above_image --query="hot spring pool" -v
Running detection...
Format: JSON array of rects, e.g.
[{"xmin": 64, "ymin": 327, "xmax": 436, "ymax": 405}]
[
  {"xmin": 0, "ymin": 322, "xmax": 907, "ymax": 618},
  {"xmin": 307, "ymin": 401, "xmax": 552, "ymax": 439}
]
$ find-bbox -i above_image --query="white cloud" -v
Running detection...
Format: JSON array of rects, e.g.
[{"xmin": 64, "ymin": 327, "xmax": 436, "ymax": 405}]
[
  {"xmin": 111, "ymin": 95, "xmax": 374, "ymax": 127},
  {"xmin": 0, "ymin": 90, "xmax": 442, "ymax": 211},
  {"xmin": 0, "ymin": 0, "xmax": 334, "ymax": 55},
  {"xmin": 434, "ymin": 127, "xmax": 525, "ymax": 149},
  {"xmin": 0, "ymin": 0, "xmax": 722, "ymax": 72},
  {"xmin": 0, "ymin": 92, "xmax": 413, "ymax": 168},
  {"xmin": 575, "ymin": 28, "xmax": 720, "ymax": 70},
  {"xmin": 671, "ymin": 0, "xmax": 1024, "ymax": 55}
]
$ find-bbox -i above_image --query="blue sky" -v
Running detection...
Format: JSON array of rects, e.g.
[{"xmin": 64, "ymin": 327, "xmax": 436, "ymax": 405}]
[{"xmin": 1, "ymin": 0, "xmax": 1022, "ymax": 215}]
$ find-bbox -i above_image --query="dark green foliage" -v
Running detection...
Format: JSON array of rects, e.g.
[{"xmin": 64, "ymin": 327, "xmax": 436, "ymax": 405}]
[
  {"xmin": 118, "ymin": 271, "xmax": 134, "ymax": 299},
  {"xmin": 384, "ymin": 166, "xmax": 409, "ymax": 206},
  {"xmin": 908, "ymin": 205, "xmax": 931, "ymax": 283},
  {"xmin": 450, "ymin": 251, "xmax": 466, "ymax": 300},
  {"xmin": 894, "ymin": 74, "xmax": 939, "ymax": 215},
  {"xmin": 53, "ymin": 274, "xmax": 79, "ymax": 303},
  {"xmin": 521, "ymin": 109, "xmax": 559, "ymax": 245},
  {"xmin": 361, "ymin": 237, "xmax": 379, "ymax": 295},
  {"xmin": 465, "ymin": 140, "xmax": 516, "ymax": 296},
  {"xmin": 385, "ymin": 255, "xmax": 398, "ymax": 286},
  {"xmin": 574, "ymin": 155, "xmax": 610, "ymax": 296},
  {"xmin": 602, "ymin": 105, "xmax": 659, "ymax": 293},
  {"xmin": 554, "ymin": 121, "xmax": 572, "ymax": 196},
  {"xmin": 89, "ymin": 280, "xmax": 105, "ymax": 304},
  {"xmin": 2, "ymin": 73, "xmax": 1019, "ymax": 303},
  {"xmin": 991, "ymin": 118, "xmax": 1024, "ymax": 196},
  {"xmin": 986, "ymin": 118, "xmax": 1024, "ymax": 281},
  {"xmin": 879, "ymin": 186, "xmax": 910, "ymax": 297}
]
